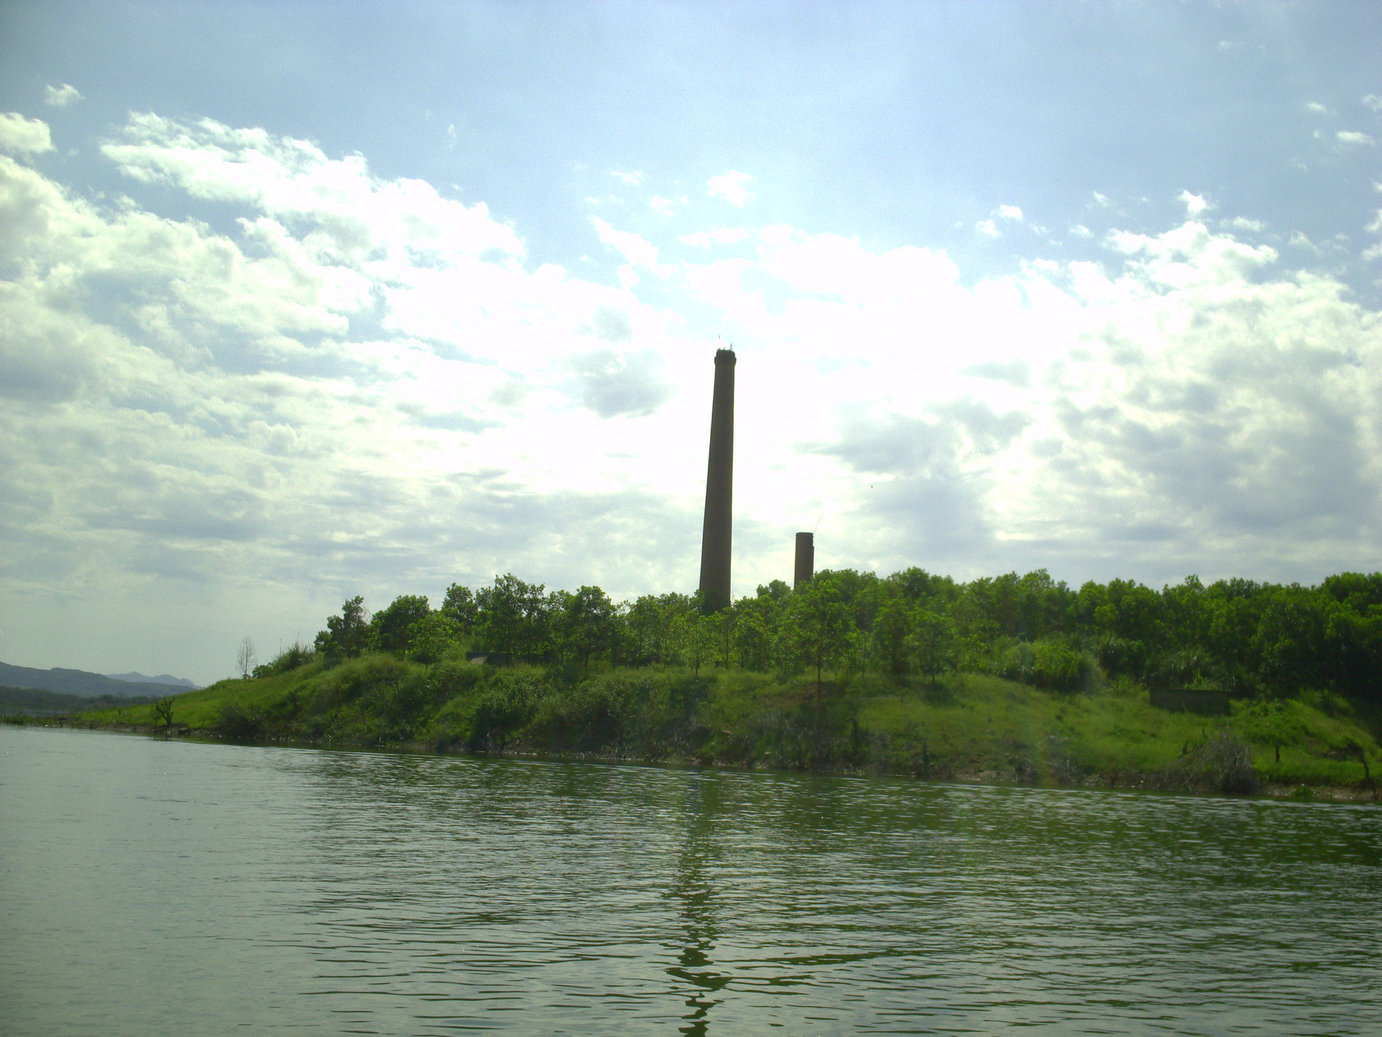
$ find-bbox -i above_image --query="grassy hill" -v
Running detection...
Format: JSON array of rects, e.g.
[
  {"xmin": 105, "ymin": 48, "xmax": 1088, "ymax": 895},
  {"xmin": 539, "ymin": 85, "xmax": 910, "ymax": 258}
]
[{"xmin": 45, "ymin": 651, "xmax": 1381, "ymax": 799}]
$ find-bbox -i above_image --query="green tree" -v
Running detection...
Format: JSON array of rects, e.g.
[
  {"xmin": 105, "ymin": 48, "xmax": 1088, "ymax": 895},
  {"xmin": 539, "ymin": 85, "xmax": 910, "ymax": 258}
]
[
  {"xmin": 781, "ymin": 572, "xmax": 853, "ymax": 697},
  {"xmin": 558, "ymin": 585, "xmax": 615, "ymax": 672},
  {"xmin": 441, "ymin": 583, "xmax": 478, "ymax": 635},
  {"xmin": 1251, "ymin": 586, "xmax": 1324, "ymax": 697},
  {"xmin": 477, "ymin": 574, "xmax": 551, "ymax": 662},
  {"xmin": 314, "ymin": 596, "xmax": 370, "ymax": 662},
  {"xmin": 671, "ymin": 604, "xmax": 718, "ymax": 674},
  {"xmin": 408, "ymin": 611, "xmax": 463, "ymax": 664},
  {"xmin": 910, "ymin": 606, "xmax": 957, "ymax": 684},
  {"xmin": 732, "ymin": 586, "xmax": 784, "ymax": 671},
  {"xmin": 872, "ymin": 596, "xmax": 914, "ymax": 678},
  {"xmin": 371, "ymin": 594, "xmax": 431, "ymax": 655}
]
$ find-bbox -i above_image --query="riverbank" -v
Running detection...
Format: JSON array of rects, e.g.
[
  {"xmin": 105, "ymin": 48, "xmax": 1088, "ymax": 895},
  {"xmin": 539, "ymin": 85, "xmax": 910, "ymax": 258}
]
[
  {"xmin": 13, "ymin": 715, "xmax": 1379, "ymax": 802},
  {"xmin": 15, "ymin": 654, "xmax": 1378, "ymax": 801}
]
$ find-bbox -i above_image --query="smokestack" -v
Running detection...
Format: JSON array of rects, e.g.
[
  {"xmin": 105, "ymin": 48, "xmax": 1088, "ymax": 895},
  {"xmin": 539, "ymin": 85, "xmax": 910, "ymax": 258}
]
[
  {"xmin": 698, "ymin": 348, "xmax": 735, "ymax": 612},
  {"xmin": 794, "ymin": 531, "xmax": 814, "ymax": 588}
]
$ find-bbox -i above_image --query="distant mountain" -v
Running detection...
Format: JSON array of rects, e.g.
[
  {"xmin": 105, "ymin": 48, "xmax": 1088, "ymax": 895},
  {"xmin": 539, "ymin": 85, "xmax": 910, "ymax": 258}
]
[
  {"xmin": 108, "ymin": 671, "xmax": 198, "ymax": 689},
  {"xmin": 0, "ymin": 662, "xmax": 197, "ymax": 699}
]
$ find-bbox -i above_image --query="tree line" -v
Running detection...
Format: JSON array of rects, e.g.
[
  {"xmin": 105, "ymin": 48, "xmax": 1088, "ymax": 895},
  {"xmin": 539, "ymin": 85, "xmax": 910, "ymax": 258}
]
[{"xmin": 288, "ymin": 569, "xmax": 1382, "ymax": 707}]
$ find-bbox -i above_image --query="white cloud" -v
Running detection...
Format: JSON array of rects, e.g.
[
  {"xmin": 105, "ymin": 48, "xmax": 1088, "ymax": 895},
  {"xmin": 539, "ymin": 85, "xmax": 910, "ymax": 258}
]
[
  {"xmin": 1306, "ymin": 101, "xmax": 1329, "ymax": 115},
  {"xmin": 707, "ymin": 170, "xmax": 754, "ymax": 207},
  {"xmin": 1178, "ymin": 189, "xmax": 1212, "ymax": 216},
  {"xmin": 978, "ymin": 205, "xmax": 1024, "ymax": 238},
  {"xmin": 1337, "ymin": 130, "xmax": 1376, "ymax": 147},
  {"xmin": 1288, "ymin": 230, "xmax": 1321, "ymax": 254},
  {"xmin": 44, "ymin": 84, "xmax": 84, "ymax": 108},
  {"xmin": 590, "ymin": 216, "xmax": 661, "ymax": 287},
  {"xmin": 1069, "ymin": 224, "xmax": 1093, "ymax": 239},
  {"xmin": 1363, "ymin": 94, "xmax": 1382, "ymax": 113},
  {"xmin": 1, "ymin": 115, "xmax": 712, "ymax": 676},
  {"xmin": 0, "ymin": 113, "xmax": 54, "ymax": 155},
  {"xmin": 102, "ymin": 114, "xmax": 526, "ymax": 264},
  {"xmin": 679, "ymin": 227, "xmax": 749, "ymax": 248},
  {"xmin": 7, "ymin": 108, "xmax": 1382, "ymax": 681}
]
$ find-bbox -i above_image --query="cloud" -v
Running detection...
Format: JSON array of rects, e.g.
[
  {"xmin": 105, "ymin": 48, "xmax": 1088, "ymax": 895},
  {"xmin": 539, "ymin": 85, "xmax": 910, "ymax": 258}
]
[
  {"xmin": 1, "ymin": 113, "xmax": 706, "ymax": 662},
  {"xmin": 100, "ymin": 113, "xmax": 526, "ymax": 264},
  {"xmin": 964, "ymin": 360, "xmax": 1031, "ymax": 387},
  {"xmin": 977, "ymin": 205, "xmax": 1024, "ymax": 238},
  {"xmin": 707, "ymin": 170, "xmax": 754, "ymax": 207},
  {"xmin": 1305, "ymin": 101, "xmax": 1329, "ymax": 115},
  {"xmin": 590, "ymin": 215, "xmax": 662, "ymax": 287},
  {"xmin": 1363, "ymin": 94, "xmax": 1382, "ymax": 113},
  {"xmin": 0, "ymin": 113, "xmax": 54, "ymax": 155},
  {"xmin": 657, "ymin": 201, "xmax": 1380, "ymax": 584},
  {"xmin": 1336, "ymin": 130, "xmax": 1376, "ymax": 147},
  {"xmin": 1178, "ymin": 190, "xmax": 1212, "ymax": 216},
  {"xmin": 567, "ymin": 349, "xmax": 672, "ymax": 418},
  {"xmin": 44, "ymin": 84, "xmax": 84, "ymax": 108},
  {"xmin": 679, "ymin": 227, "xmax": 749, "ymax": 248},
  {"xmin": 7, "ymin": 109, "xmax": 1382, "ymax": 680}
]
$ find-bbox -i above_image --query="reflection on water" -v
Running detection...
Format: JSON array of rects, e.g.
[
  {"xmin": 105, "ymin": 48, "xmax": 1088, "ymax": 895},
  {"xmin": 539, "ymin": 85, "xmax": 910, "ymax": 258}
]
[
  {"xmin": 2, "ymin": 725, "xmax": 1381, "ymax": 1036},
  {"xmin": 668, "ymin": 774, "xmax": 729, "ymax": 1036}
]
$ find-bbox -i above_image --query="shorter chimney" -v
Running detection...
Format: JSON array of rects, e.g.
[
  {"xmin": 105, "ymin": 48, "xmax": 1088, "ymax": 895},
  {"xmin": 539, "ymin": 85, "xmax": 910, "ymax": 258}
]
[{"xmin": 794, "ymin": 532, "xmax": 814, "ymax": 588}]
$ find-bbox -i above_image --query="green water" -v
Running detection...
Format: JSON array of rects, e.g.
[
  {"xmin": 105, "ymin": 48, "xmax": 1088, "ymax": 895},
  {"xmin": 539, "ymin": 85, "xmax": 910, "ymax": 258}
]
[{"xmin": 2, "ymin": 725, "xmax": 1378, "ymax": 1035}]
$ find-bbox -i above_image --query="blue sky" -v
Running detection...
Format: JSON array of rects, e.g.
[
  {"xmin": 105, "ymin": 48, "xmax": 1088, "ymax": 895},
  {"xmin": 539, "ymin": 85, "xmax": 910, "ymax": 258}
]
[{"xmin": 2, "ymin": 1, "xmax": 1381, "ymax": 684}]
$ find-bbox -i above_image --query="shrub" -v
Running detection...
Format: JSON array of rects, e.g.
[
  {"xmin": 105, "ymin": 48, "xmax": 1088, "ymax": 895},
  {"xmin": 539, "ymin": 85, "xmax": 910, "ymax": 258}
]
[
  {"xmin": 471, "ymin": 669, "xmax": 547, "ymax": 751},
  {"xmin": 995, "ymin": 639, "xmax": 1094, "ymax": 692},
  {"xmin": 253, "ymin": 641, "xmax": 315, "ymax": 679},
  {"xmin": 218, "ymin": 702, "xmax": 263, "ymax": 741},
  {"xmin": 1178, "ymin": 729, "xmax": 1257, "ymax": 794}
]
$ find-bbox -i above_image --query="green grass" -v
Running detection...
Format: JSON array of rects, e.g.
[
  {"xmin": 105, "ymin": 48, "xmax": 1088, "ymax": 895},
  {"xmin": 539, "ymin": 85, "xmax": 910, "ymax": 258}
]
[{"xmin": 69, "ymin": 652, "xmax": 1381, "ymax": 797}]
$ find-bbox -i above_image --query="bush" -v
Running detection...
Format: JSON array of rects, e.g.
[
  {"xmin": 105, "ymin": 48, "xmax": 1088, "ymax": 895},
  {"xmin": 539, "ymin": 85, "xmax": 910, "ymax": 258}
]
[
  {"xmin": 471, "ymin": 669, "xmax": 548, "ymax": 751},
  {"xmin": 1178, "ymin": 729, "xmax": 1257, "ymax": 794},
  {"xmin": 218, "ymin": 702, "xmax": 263, "ymax": 740},
  {"xmin": 529, "ymin": 672, "xmax": 633, "ymax": 753},
  {"xmin": 253, "ymin": 641, "xmax": 315, "ymax": 679},
  {"xmin": 995, "ymin": 639, "xmax": 1094, "ymax": 692}
]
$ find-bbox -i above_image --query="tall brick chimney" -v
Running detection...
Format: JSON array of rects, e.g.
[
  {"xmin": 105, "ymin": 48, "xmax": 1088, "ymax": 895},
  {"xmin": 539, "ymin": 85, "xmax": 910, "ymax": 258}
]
[{"xmin": 698, "ymin": 348, "xmax": 735, "ymax": 612}]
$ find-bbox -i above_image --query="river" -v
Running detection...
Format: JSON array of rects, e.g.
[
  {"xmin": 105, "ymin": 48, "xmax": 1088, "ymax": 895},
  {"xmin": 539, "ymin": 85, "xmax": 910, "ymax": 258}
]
[{"xmin": 2, "ymin": 725, "xmax": 1378, "ymax": 1035}]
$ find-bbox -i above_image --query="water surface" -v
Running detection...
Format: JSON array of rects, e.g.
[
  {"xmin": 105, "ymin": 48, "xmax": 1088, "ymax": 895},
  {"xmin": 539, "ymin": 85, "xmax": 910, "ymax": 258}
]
[{"xmin": 2, "ymin": 725, "xmax": 1378, "ymax": 1035}]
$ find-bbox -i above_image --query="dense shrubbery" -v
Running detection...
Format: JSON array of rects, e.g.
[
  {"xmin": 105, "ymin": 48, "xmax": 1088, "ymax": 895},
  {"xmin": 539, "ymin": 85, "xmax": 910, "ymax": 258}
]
[
  {"xmin": 299, "ymin": 567, "xmax": 1382, "ymax": 711},
  {"xmin": 123, "ymin": 565, "xmax": 1380, "ymax": 795}
]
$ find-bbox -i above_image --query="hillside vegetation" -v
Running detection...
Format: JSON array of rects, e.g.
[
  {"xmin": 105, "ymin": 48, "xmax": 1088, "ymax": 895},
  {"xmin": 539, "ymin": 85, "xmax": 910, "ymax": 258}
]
[{"xmin": 41, "ymin": 567, "xmax": 1382, "ymax": 798}]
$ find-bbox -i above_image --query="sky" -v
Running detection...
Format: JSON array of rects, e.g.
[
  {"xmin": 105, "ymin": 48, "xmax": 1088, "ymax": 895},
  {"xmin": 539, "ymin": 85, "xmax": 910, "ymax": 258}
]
[{"xmin": 2, "ymin": 1, "xmax": 1381, "ymax": 685}]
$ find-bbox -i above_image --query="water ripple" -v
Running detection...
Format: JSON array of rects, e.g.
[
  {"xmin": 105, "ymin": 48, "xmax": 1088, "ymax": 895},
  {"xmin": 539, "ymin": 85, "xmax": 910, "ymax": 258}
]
[{"xmin": 3, "ymin": 729, "xmax": 1380, "ymax": 1036}]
